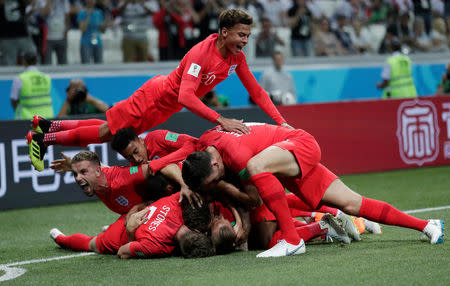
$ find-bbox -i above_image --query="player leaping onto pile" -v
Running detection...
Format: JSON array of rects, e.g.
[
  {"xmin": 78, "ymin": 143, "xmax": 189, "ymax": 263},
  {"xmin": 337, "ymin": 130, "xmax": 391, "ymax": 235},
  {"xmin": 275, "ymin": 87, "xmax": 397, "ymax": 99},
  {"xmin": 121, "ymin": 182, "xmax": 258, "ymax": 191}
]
[{"xmin": 27, "ymin": 8, "xmax": 291, "ymax": 171}]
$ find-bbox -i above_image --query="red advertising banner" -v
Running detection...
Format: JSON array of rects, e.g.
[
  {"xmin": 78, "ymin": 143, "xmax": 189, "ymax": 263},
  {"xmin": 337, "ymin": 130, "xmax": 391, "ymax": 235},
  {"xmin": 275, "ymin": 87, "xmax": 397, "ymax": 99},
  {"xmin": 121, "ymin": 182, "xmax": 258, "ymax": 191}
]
[{"xmin": 278, "ymin": 96, "xmax": 450, "ymax": 175}]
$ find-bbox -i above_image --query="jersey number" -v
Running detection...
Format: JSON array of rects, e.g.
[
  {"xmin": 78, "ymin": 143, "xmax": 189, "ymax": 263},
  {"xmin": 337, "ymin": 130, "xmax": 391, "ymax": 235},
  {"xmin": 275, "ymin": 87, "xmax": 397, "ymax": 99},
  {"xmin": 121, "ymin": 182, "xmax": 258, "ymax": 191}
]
[{"xmin": 143, "ymin": 205, "xmax": 157, "ymax": 224}]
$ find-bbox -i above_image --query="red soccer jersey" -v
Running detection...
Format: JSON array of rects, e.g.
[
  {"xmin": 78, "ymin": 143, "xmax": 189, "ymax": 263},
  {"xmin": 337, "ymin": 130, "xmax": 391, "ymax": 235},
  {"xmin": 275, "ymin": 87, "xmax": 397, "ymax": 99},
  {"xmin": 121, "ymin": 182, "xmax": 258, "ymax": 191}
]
[
  {"xmin": 144, "ymin": 130, "xmax": 198, "ymax": 172},
  {"xmin": 129, "ymin": 192, "xmax": 183, "ymax": 257},
  {"xmin": 155, "ymin": 33, "xmax": 286, "ymax": 124},
  {"xmin": 98, "ymin": 165, "xmax": 146, "ymax": 214},
  {"xmin": 197, "ymin": 123, "xmax": 306, "ymax": 177}
]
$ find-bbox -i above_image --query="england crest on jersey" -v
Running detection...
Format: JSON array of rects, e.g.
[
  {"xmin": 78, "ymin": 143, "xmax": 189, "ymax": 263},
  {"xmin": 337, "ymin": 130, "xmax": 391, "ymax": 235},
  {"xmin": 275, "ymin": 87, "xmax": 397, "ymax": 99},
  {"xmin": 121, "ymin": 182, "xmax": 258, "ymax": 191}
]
[
  {"xmin": 396, "ymin": 100, "xmax": 440, "ymax": 166},
  {"xmin": 228, "ymin": 64, "xmax": 237, "ymax": 76},
  {"xmin": 115, "ymin": 196, "xmax": 129, "ymax": 206}
]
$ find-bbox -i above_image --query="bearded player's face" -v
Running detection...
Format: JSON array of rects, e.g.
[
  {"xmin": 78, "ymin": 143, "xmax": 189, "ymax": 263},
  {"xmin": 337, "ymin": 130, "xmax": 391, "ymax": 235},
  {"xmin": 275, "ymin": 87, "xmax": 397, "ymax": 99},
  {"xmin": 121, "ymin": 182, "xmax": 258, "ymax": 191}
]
[{"xmin": 223, "ymin": 24, "xmax": 251, "ymax": 55}]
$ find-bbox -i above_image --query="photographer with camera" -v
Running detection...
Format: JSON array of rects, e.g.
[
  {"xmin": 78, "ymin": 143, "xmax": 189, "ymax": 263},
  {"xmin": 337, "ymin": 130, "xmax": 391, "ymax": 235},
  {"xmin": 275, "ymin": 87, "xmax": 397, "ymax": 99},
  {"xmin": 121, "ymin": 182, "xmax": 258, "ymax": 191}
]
[
  {"xmin": 436, "ymin": 63, "xmax": 450, "ymax": 96},
  {"xmin": 57, "ymin": 79, "xmax": 109, "ymax": 117}
]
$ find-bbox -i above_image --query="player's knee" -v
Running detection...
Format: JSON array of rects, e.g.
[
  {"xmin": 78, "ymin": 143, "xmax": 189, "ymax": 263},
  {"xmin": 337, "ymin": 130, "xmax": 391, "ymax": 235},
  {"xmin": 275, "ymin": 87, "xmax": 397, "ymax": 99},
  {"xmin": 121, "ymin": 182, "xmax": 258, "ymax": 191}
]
[
  {"xmin": 247, "ymin": 157, "xmax": 266, "ymax": 176},
  {"xmin": 341, "ymin": 196, "xmax": 363, "ymax": 216}
]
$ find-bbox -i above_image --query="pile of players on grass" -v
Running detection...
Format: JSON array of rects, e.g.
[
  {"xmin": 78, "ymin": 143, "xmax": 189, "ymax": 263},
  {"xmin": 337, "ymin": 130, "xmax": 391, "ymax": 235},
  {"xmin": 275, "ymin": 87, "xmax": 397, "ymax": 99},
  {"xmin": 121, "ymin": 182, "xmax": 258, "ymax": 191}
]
[{"xmin": 48, "ymin": 126, "xmax": 388, "ymax": 259}]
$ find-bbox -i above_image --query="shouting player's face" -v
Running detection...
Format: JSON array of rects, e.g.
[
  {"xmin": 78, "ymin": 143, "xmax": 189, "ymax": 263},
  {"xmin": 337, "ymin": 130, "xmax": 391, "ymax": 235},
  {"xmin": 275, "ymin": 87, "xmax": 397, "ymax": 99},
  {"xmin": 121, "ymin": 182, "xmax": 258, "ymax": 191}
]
[
  {"xmin": 222, "ymin": 24, "xmax": 251, "ymax": 56},
  {"xmin": 120, "ymin": 138, "xmax": 148, "ymax": 165},
  {"xmin": 72, "ymin": 160, "xmax": 101, "ymax": 197}
]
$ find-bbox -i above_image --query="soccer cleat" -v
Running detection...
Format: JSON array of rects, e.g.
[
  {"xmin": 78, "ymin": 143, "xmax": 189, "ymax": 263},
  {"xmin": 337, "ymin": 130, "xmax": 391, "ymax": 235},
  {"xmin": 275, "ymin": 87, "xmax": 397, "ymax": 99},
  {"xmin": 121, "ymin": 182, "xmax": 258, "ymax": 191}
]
[
  {"xmin": 31, "ymin": 115, "xmax": 51, "ymax": 133},
  {"xmin": 26, "ymin": 131, "xmax": 47, "ymax": 172},
  {"xmin": 50, "ymin": 228, "xmax": 64, "ymax": 241},
  {"xmin": 422, "ymin": 220, "xmax": 444, "ymax": 244},
  {"xmin": 320, "ymin": 213, "xmax": 351, "ymax": 244},
  {"xmin": 336, "ymin": 211, "xmax": 361, "ymax": 241},
  {"xmin": 364, "ymin": 219, "xmax": 382, "ymax": 234},
  {"xmin": 256, "ymin": 239, "xmax": 305, "ymax": 258}
]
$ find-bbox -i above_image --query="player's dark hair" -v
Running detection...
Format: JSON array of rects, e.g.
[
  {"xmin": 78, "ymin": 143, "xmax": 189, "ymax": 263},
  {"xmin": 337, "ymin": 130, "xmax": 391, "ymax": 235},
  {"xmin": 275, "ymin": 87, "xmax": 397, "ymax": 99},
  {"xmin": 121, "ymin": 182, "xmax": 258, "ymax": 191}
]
[
  {"xmin": 182, "ymin": 151, "xmax": 212, "ymax": 193},
  {"xmin": 72, "ymin": 150, "xmax": 100, "ymax": 166},
  {"xmin": 211, "ymin": 222, "xmax": 236, "ymax": 255},
  {"xmin": 181, "ymin": 201, "xmax": 211, "ymax": 233},
  {"xmin": 179, "ymin": 230, "xmax": 215, "ymax": 258},
  {"xmin": 111, "ymin": 127, "xmax": 139, "ymax": 152},
  {"xmin": 145, "ymin": 172, "xmax": 180, "ymax": 201},
  {"xmin": 219, "ymin": 9, "xmax": 253, "ymax": 31}
]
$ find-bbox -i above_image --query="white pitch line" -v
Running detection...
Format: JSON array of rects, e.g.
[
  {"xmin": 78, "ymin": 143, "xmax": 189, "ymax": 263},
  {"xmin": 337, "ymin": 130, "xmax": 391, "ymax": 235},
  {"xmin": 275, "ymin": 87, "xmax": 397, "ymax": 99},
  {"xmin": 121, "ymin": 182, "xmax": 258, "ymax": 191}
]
[
  {"xmin": 1, "ymin": 205, "xmax": 449, "ymax": 282},
  {"xmin": 404, "ymin": 205, "xmax": 450, "ymax": 214},
  {"xmin": 0, "ymin": 253, "xmax": 95, "ymax": 282}
]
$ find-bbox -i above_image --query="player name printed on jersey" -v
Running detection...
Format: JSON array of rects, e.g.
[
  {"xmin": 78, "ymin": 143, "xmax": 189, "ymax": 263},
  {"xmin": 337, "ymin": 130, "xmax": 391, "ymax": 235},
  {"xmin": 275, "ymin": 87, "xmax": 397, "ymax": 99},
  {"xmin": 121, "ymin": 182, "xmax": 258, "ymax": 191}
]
[{"xmin": 396, "ymin": 100, "xmax": 440, "ymax": 166}]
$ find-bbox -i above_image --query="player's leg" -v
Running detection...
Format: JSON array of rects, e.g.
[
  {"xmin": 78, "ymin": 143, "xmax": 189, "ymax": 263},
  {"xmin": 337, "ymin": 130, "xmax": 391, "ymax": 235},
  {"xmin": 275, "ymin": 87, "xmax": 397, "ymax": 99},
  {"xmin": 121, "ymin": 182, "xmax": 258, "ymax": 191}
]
[
  {"xmin": 32, "ymin": 115, "xmax": 106, "ymax": 133},
  {"xmin": 50, "ymin": 228, "xmax": 93, "ymax": 252},
  {"xmin": 247, "ymin": 146, "xmax": 303, "ymax": 256},
  {"xmin": 321, "ymin": 179, "xmax": 444, "ymax": 244}
]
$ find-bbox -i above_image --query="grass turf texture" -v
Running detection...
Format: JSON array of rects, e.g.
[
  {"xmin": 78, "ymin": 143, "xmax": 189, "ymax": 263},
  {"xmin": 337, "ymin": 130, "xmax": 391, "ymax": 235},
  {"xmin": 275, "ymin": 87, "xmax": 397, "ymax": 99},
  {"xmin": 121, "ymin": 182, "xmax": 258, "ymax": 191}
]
[{"xmin": 0, "ymin": 166, "xmax": 449, "ymax": 286}]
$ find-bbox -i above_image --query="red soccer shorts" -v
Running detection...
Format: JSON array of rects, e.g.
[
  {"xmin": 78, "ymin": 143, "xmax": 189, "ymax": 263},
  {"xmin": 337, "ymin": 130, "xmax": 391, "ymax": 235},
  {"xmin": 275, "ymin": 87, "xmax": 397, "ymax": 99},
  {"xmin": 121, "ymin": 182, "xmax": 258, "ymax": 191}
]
[
  {"xmin": 273, "ymin": 130, "xmax": 321, "ymax": 179},
  {"xmin": 106, "ymin": 75, "xmax": 183, "ymax": 135},
  {"xmin": 95, "ymin": 214, "xmax": 128, "ymax": 254},
  {"xmin": 279, "ymin": 163, "xmax": 338, "ymax": 210}
]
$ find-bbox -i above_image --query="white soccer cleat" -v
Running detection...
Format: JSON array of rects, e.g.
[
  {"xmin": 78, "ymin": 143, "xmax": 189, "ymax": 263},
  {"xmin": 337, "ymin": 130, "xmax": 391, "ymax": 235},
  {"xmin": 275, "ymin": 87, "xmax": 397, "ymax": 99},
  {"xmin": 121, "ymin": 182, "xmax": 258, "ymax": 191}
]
[
  {"xmin": 320, "ymin": 213, "xmax": 351, "ymax": 244},
  {"xmin": 49, "ymin": 228, "xmax": 64, "ymax": 241},
  {"xmin": 256, "ymin": 239, "xmax": 305, "ymax": 258},
  {"xmin": 363, "ymin": 219, "xmax": 382, "ymax": 234},
  {"xmin": 422, "ymin": 220, "xmax": 444, "ymax": 244},
  {"xmin": 336, "ymin": 212, "xmax": 361, "ymax": 241}
]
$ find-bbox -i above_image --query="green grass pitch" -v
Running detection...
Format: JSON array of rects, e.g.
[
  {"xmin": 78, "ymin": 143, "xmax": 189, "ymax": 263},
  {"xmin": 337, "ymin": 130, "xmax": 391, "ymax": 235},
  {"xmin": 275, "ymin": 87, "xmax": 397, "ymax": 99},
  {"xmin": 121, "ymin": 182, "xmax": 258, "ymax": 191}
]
[{"xmin": 1, "ymin": 166, "xmax": 449, "ymax": 285}]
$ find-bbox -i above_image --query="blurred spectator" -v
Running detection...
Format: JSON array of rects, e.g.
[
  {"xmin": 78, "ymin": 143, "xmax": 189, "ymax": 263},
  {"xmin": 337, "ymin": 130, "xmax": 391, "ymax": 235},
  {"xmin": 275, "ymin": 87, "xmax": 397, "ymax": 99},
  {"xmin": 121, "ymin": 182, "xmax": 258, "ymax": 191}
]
[
  {"xmin": 171, "ymin": 0, "xmax": 200, "ymax": 50},
  {"xmin": 412, "ymin": 16, "xmax": 432, "ymax": 52},
  {"xmin": 193, "ymin": 0, "xmax": 225, "ymax": 42},
  {"xmin": 10, "ymin": 51, "xmax": 53, "ymax": 119},
  {"xmin": 0, "ymin": 0, "xmax": 37, "ymax": 66},
  {"xmin": 430, "ymin": 17, "xmax": 449, "ymax": 51},
  {"xmin": 58, "ymin": 78, "xmax": 109, "ymax": 117},
  {"xmin": 27, "ymin": 0, "xmax": 46, "ymax": 63},
  {"xmin": 366, "ymin": 0, "xmax": 388, "ymax": 23},
  {"xmin": 349, "ymin": 18, "xmax": 373, "ymax": 54},
  {"xmin": 378, "ymin": 23, "xmax": 398, "ymax": 53},
  {"xmin": 388, "ymin": 12, "xmax": 415, "ymax": 50},
  {"xmin": 259, "ymin": 0, "xmax": 288, "ymax": 27},
  {"xmin": 288, "ymin": 0, "xmax": 313, "ymax": 57},
  {"xmin": 201, "ymin": 89, "xmax": 230, "ymax": 107},
  {"xmin": 117, "ymin": 0, "xmax": 158, "ymax": 62},
  {"xmin": 153, "ymin": 0, "xmax": 186, "ymax": 61},
  {"xmin": 413, "ymin": 0, "xmax": 432, "ymax": 34},
  {"xmin": 376, "ymin": 38, "xmax": 418, "ymax": 99},
  {"xmin": 333, "ymin": 14, "xmax": 357, "ymax": 54},
  {"xmin": 392, "ymin": 0, "xmax": 413, "ymax": 16},
  {"xmin": 305, "ymin": 0, "xmax": 325, "ymax": 20},
  {"xmin": 227, "ymin": 0, "xmax": 260, "ymax": 26},
  {"xmin": 259, "ymin": 51, "xmax": 297, "ymax": 105},
  {"xmin": 431, "ymin": 0, "xmax": 444, "ymax": 17},
  {"xmin": 436, "ymin": 63, "xmax": 450, "ymax": 95},
  {"xmin": 333, "ymin": 0, "xmax": 367, "ymax": 22},
  {"xmin": 313, "ymin": 17, "xmax": 346, "ymax": 56},
  {"xmin": 37, "ymin": 0, "xmax": 71, "ymax": 65},
  {"xmin": 69, "ymin": 0, "xmax": 83, "ymax": 29},
  {"xmin": 255, "ymin": 17, "xmax": 285, "ymax": 57},
  {"xmin": 78, "ymin": 0, "xmax": 111, "ymax": 64}
]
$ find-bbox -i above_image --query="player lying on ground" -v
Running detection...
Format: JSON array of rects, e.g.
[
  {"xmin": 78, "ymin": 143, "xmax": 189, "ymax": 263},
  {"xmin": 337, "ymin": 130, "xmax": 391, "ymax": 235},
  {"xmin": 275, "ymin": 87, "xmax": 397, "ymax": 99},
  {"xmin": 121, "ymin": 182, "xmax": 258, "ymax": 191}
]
[
  {"xmin": 50, "ymin": 192, "xmax": 214, "ymax": 259},
  {"xmin": 27, "ymin": 8, "xmax": 292, "ymax": 171},
  {"xmin": 182, "ymin": 123, "xmax": 445, "ymax": 258}
]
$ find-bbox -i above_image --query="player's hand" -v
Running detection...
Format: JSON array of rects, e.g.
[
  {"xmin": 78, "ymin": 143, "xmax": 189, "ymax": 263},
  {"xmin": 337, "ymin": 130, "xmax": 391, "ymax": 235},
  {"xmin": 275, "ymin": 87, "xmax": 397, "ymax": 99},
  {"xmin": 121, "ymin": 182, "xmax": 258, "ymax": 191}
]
[
  {"xmin": 126, "ymin": 207, "xmax": 148, "ymax": 232},
  {"xmin": 280, "ymin": 122, "xmax": 294, "ymax": 129},
  {"xmin": 233, "ymin": 223, "xmax": 249, "ymax": 246},
  {"xmin": 50, "ymin": 152, "xmax": 72, "ymax": 173},
  {"xmin": 124, "ymin": 204, "xmax": 141, "ymax": 226},
  {"xmin": 179, "ymin": 186, "xmax": 202, "ymax": 208},
  {"xmin": 216, "ymin": 116, "xmax": 249, "ymax": 134}
]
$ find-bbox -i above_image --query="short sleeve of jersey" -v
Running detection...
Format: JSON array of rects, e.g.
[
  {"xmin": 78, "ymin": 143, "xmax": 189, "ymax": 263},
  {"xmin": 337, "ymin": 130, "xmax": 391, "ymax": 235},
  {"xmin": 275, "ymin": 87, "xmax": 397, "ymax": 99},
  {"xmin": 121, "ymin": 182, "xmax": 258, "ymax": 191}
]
[
  {"xmin": 104, "ymin": 165, "xmax": 146, "ymax": 194},
  {"xmin": 129, "ymin": 238, "xmax": 174, "ymax": 258}
]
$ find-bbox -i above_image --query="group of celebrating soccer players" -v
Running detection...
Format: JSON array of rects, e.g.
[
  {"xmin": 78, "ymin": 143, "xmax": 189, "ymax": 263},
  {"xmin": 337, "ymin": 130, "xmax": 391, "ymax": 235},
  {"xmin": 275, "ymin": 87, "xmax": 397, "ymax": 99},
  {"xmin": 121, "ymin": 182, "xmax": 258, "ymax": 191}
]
[{"xmin": 26, "ymin": 8, "xmax": 444, "ymax": 259}]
